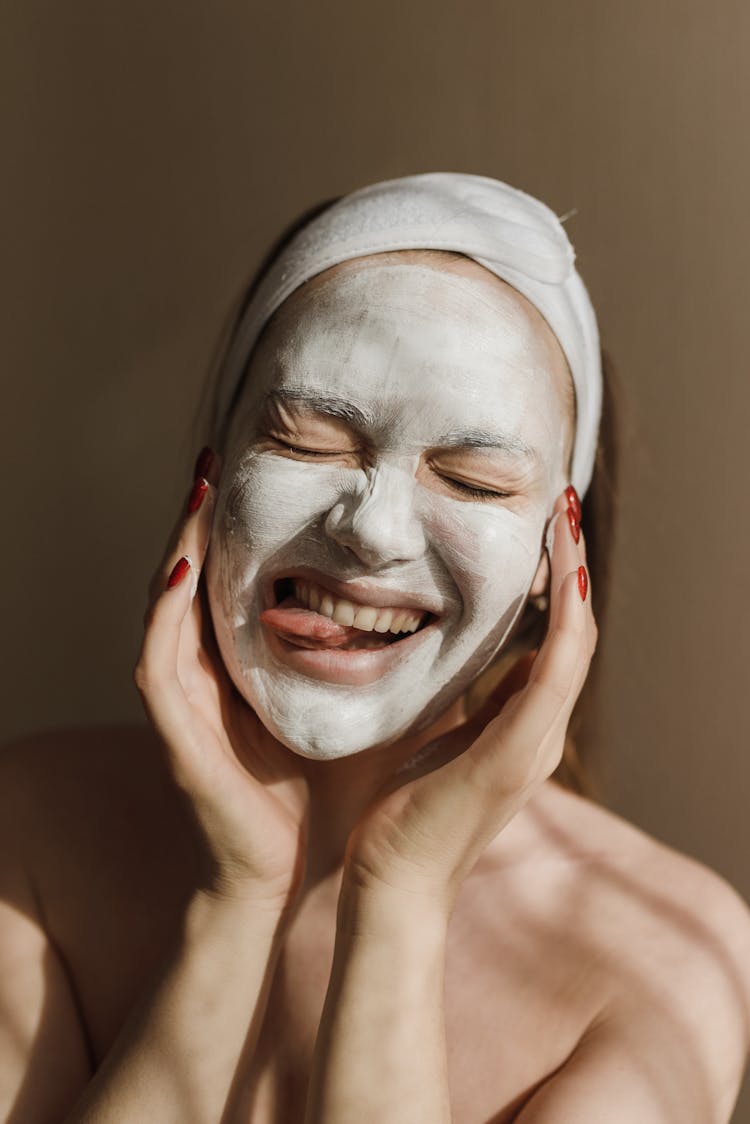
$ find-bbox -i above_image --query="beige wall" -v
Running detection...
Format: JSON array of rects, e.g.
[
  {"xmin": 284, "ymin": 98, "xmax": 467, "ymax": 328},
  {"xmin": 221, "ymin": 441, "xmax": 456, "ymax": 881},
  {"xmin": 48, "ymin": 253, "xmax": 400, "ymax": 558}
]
[{"xmin": 3, "ymin": 1, "xmax": 749, "ymax": 1115}]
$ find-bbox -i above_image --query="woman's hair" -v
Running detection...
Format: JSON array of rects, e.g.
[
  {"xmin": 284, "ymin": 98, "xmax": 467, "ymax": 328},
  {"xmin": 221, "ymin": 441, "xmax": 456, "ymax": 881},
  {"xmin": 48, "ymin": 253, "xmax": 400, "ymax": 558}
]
[{"xmin": 196, "ymin": 196, "xmax": 621, "ymax": 802}]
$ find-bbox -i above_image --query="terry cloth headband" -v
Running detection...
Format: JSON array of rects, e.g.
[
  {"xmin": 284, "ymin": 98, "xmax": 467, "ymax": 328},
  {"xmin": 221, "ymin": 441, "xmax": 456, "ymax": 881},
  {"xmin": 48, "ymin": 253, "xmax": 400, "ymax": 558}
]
[{"xmin": 216, "ymin": 171, "xmax": 603, "ymax": 498}]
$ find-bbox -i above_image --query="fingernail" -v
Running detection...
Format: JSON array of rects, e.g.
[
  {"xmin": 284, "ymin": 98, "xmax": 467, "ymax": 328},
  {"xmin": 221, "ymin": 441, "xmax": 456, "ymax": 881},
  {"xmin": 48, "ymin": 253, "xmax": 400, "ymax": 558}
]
[
  {"xmin": 194, "ymin": 446, "xmax": 215, "ymax": 480},
  {"xmin": 167, "ymin": 556, "xmax": 192, "ymax": 590},
  {"xmin": 187, "ymin": 476, "xmax": 209, "ymax": 515},
  {"xmin": 578, "ymin": 565, "xmax": 588, "ymax": 602},
  {"xmin": 565, "ymin": 484, "xmax": 582, "ymax": 522},
  {"xmin": 566, "ymin": 505, "xmax": 581, "ymax": 544}
]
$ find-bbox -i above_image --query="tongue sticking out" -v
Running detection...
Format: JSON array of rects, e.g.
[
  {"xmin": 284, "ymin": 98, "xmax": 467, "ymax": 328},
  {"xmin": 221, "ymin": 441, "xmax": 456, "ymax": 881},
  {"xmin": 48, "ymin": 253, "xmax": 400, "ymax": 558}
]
[{"xmin": 260, "ymin": 595, "xmax": 397, "ymax": 651}]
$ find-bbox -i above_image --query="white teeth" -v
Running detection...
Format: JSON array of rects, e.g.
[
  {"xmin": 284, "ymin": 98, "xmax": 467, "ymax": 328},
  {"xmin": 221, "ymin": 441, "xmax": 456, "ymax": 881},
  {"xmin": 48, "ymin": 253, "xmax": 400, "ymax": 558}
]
[
  {"xmin": 352, "ymin": 606, "xmax": 378, "ymax": 631},
  {"xmin": 332, "ymin": 600, "xmax": 355, "ymax": 626},
  {"xmin": 319, "ymin": 593, "xmax": 335, "ymax": 617},
  {"xmin": 373, "ymin": 610, "xmax": 393, "ymax": 633},
  {"xmin": 289, "ymin": 579, "xmax": 428, "ymax": 635}
]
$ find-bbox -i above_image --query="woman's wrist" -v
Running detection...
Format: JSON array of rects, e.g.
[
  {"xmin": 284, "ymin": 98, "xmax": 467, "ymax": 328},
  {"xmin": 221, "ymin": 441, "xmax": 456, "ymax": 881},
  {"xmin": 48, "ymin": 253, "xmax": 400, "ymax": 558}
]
[
  {"xmin": 337, "ymin": 865, "xmax": 452, "ymax": 939},
  {"xmin": 184, "ymin": 883, "xmax": 293, "ymax": 947},
  {"xmin": 305, "ymin": 867, "xmax": 451, "ymax": 1124}
]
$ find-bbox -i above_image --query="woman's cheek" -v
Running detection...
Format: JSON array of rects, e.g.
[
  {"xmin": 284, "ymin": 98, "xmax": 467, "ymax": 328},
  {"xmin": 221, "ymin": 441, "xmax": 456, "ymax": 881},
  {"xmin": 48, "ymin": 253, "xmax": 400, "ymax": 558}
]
[
  {"xmin": 215, "ymin": 454, "xmax": 360, "ymax": 560},
  {"xmin": 421, "ymin": 494, "xmax": 546, "ymax": 618}
]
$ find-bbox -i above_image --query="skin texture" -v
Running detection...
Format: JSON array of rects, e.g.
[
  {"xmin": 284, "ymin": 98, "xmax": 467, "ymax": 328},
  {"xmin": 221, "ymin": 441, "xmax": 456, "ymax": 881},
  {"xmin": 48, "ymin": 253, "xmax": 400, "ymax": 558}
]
[{"xmin": 206, "ymin": 255, "xmax": 573, "ymax": 759}]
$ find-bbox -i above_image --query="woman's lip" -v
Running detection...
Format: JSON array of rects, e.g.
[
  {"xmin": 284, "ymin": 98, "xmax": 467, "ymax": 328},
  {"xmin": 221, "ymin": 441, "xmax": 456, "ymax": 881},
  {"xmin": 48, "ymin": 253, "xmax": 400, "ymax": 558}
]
[
  {"xmin": 264, "ymin": 617, "xmax": 442, "ymax": 686},
  {"xmin": 263, "ymin": 567, "xmax": 445, "ymax": 617}
]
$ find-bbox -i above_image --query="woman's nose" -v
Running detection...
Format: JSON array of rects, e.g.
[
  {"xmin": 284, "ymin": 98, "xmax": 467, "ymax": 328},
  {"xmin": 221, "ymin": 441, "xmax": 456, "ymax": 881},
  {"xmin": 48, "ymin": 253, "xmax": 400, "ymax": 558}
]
[{"xmin": 324, "ymin": 463, "xmax": 427, "ymax": 567}]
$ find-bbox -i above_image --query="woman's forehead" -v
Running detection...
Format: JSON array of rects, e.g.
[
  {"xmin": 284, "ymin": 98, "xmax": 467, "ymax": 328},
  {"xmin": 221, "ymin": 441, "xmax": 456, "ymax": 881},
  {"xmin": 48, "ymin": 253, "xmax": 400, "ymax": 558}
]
[
  {"xmin": 275, "ymin": 255, "xmax": 551, "ymax": 350},
  {"xmin": 245, "ymin": 258, "xmax": 572, "ymax": 446},
  {"xmin": 264, "ymin": 259, "xmax": 565, "ymax": 377}
]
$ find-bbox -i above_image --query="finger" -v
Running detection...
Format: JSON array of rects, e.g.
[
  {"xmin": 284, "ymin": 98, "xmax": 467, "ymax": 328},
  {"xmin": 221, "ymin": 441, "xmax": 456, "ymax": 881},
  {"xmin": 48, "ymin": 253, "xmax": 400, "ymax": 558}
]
[
  {"xmin": 528, "ymin": 564, "xmax": 589, "ymax": 710},
  {"xmin": 194, "ymin": 445, "xmax": 223, "ymax": 489},
  {"xmin": 547, "ymin": 489, "xmax": 581, "ymax": 604},
  {"xmin": 145, "ymin": 450, "xmax": 222, "ymax": 618},
  {"xmin": 134, "ymin": 554, "xmax": 204, "ymax": 777},
  {"xmin": 148, "ymin": 446, "xmax": 222, "ymax": 599},
  {"xmin": 154, "ymin": 447, "xmax": 220, "ymax": 580},
  {"xmin": 144, "ymin": 482, "xmax": 215, "ymax": 625},
  {"xmin": 547, "ymin": 486, "xmax": 597, "ymax": 659},
  {"xmin": 524, "ymin": 484, "xmax": 594, "ymax": 717}
]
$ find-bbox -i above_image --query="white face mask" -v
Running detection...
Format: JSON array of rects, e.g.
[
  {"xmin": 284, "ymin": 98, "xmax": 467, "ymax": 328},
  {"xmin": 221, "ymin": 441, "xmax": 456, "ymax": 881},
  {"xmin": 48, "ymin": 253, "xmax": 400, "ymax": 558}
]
[{"xmin": 206, "ymin": 260, "xmax": 570, "ymax": 760}]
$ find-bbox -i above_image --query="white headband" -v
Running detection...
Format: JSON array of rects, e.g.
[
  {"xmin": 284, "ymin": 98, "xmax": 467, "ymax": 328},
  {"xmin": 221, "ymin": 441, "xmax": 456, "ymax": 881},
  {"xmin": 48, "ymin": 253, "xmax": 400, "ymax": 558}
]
[{"xmin": 216, "ymin": 172, "xmax": 603, "ymax": 498}]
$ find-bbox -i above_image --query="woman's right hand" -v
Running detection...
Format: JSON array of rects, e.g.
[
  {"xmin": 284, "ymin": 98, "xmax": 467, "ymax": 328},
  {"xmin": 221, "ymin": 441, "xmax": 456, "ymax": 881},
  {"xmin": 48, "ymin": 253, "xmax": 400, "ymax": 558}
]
[{"xmin": 134, "ymin": 449, "xmax": 310, "ymax": 913}]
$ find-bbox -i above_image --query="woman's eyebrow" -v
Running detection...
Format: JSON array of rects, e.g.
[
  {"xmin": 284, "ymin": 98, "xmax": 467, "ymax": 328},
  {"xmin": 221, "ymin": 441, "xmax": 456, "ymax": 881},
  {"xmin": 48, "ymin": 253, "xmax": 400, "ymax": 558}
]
[
  {"xmin": 265, "ymin": 388, "xmax": 373, "ymax": 429},
  {"xmin": 435, "ymin": 428, "xmax": 540, "ymax": 464},
  {"xmin": 265, "ymin": 391, "xmax": 539, "ymax": 463}
]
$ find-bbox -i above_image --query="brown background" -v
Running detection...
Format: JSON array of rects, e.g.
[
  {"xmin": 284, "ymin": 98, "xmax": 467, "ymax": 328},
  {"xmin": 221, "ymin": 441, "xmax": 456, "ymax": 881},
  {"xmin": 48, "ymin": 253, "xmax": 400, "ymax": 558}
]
[{"xmin": 2, "ymin": 1, "xmax": 749, "ymax": 1116}]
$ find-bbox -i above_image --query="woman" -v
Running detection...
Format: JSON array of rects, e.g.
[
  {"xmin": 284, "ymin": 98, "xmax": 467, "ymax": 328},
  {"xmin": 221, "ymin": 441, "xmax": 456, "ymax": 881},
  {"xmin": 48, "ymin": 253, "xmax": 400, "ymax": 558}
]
[{"xmin": 1, "ymin": 173, "xmax": 749, "ymax": 1123}]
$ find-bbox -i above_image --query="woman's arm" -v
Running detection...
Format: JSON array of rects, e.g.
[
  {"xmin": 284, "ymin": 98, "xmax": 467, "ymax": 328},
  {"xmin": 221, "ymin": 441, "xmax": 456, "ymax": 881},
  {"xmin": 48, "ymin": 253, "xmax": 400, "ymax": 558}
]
[
  {"xmin": 305, "ymin": 879, "xmax": 450, "ymax": 1124},
  {"xmin": 59, "ymin": 449, "xmax": 311, "ymax": 1122},
  {"xmin": 0, "ymin": 739, "xmax": 289, "ymax": 1124},
  {"xmin": 65, "ymin": 891, "xmax": 287, "ymax": 1124}
]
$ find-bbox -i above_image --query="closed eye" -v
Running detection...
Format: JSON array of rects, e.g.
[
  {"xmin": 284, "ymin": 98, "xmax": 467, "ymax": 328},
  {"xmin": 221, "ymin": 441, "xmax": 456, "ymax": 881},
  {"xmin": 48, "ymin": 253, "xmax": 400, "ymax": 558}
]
[
  {"xmin": 270, "ymin": 437, "xmax": 351, "ymax": 458},
  {"xmin": 271, "ymin": 438, "xmax": 512, "ymax": 498},
  {"xmin": 442, "ymin": 477, "xmax": 512, "ymax": 501}
]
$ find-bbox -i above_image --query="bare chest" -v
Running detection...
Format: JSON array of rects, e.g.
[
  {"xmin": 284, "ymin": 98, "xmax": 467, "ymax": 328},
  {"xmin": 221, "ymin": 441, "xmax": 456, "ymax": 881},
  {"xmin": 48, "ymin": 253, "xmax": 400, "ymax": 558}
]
[
  {"xmin": 241, "ymin": 902, "xmax": 600, "ymax": 1123},
  {"xmin": 48, "ymin": 847, "xmax": 603, "ymax": 1124},
  {"xmin": 29, "ymin": 738, "xmax": 615, "ymax": 1122}
]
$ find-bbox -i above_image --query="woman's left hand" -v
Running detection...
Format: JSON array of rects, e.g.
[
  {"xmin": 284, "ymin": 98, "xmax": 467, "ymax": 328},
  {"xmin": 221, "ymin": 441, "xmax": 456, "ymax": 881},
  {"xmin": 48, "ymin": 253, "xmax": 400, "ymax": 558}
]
[{"xmin": 343, "ymin": 486, "xmax": 598, "ymax": 915}]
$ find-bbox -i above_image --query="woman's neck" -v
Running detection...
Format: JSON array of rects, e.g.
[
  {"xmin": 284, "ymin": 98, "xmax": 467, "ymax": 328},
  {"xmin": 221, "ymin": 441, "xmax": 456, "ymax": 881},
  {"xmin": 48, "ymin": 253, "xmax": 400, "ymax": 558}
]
[{"xmin": 297, "ymin": 695, "xmax": 469, "ymax": 891}]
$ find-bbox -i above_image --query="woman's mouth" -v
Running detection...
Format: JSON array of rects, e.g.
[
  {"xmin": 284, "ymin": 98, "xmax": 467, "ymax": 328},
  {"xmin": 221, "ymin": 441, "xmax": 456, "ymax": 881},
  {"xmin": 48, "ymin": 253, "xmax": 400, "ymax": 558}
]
[
  {"xmin": 257, "ymin": 575, "xmax": 441, "ymax": 686},
  {"xmin": 260, "ymin": 577, "xmax": 436, "ymax": 651}
]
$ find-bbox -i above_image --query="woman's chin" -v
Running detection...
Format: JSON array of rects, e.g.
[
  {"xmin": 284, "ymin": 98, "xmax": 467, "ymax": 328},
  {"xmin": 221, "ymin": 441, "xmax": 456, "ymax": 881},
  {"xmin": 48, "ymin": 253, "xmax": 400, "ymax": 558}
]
[
  {"xmin": 243, "ymin": 680, "xmax": 468, "ymax": 763},
  {"xmin": 260, "ymin": 715, "xmax": 412, "ymax": 762}
]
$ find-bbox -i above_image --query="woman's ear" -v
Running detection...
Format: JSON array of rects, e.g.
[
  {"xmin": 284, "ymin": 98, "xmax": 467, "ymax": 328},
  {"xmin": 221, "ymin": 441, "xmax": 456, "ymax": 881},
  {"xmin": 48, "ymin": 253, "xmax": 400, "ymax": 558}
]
[{"xmin": 529, "ymin": 550, "xmax": 550, "ymax": 598}]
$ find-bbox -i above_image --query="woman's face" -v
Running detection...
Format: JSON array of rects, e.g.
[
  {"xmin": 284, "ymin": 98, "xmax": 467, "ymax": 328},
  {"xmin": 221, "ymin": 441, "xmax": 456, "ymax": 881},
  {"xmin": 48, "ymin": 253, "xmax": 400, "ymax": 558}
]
[{"xmin": 206, "ymin": 255, "xmax": 573, "ymax": 759}]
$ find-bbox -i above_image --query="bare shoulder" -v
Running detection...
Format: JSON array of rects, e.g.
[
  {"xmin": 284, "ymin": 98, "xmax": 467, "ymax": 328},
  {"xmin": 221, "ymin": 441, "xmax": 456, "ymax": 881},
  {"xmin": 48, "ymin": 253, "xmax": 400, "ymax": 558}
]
[
  {"xmin": 529, "ymin": 780, "xmax": 750, "ymax": 1118},
  {"xmin": 0, "ymin": 727, "xmax": 203, "ymax": 1110},
  {"xmin": 543, "ymin": 780, "xmax": 750, "ymax": 972}
]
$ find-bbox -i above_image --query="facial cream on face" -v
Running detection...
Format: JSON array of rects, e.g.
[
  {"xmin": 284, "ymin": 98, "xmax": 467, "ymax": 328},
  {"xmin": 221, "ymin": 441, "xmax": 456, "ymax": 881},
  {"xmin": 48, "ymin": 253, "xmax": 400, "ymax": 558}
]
[{"xmin": 206, "ymin": 260, "xmax": 570, "ymax": 759}]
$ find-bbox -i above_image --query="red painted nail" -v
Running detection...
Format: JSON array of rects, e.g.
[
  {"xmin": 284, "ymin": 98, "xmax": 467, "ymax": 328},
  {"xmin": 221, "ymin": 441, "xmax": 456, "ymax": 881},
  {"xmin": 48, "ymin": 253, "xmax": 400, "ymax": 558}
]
[
  {"xmin": 565, "ymin": 484, "xmax": 582, "ymax": 522},
  {"xmin": 167, "ymin": 556, "xmax": 191, "ymax": 590},
  {"xmin": 577, "ymin": 565, "xmax": 588, "ymax": 602},
  {"xmin": 187, "ymin": 476, "xmax": 209, "ymax": 515},
  {"xmin": 194, "ymin": 446, "xmax": 215, "ymax": 480},
  {"xmin": 566, "ymin": 505, "xmax": 580, "ymax": 544}
]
